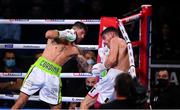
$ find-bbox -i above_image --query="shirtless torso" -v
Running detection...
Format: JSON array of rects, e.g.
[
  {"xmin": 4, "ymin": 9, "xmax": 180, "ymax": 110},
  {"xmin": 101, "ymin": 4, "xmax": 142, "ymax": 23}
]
[
  {"xmin": 42, "ymin": 38, "xmax": 79, "ymax": 66},
  {"xmin": 11, "ymin": 38, "xmax": 81, "ymax": 109},
  {"xmin": 80, "ymin": 32, "xmax": 130, "ymax": 109},
  {"xmin": 105, "ymin": 36, "xmax": 129, "ymax": 72}
]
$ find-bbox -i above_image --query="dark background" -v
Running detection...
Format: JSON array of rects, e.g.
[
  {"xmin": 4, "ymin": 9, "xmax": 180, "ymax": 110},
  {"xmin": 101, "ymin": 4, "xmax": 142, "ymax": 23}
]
[
  {"xmin": 0, "ymin": 0, "xmax": 180, "ymax": 108},
  {"xmin": 0, "ymin": 0, "xmax": 180, "ymax": 91}
]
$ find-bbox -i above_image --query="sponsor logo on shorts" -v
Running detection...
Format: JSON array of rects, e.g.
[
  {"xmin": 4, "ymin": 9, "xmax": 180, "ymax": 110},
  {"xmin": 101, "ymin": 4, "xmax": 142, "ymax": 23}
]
[
  {"xmin": 40, "ymin": 60, "xmax": 59, "ymax": 73},
  {"xmin": 45, "ymin": 88, "xmax": 58, "ymax": 100}
]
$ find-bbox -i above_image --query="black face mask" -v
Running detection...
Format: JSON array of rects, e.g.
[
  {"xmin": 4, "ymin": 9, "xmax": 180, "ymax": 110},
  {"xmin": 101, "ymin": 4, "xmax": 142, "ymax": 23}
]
[
  {"xmin": 86, "ymin": 85, "xmax": 93, "ymax": 91},
  {"xmin": 157, "ymin": 79, "xmax": 169, "ymax": 88}
]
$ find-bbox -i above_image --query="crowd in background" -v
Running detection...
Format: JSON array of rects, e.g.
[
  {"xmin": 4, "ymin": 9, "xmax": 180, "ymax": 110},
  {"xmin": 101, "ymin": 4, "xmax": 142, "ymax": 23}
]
[
  {"xmin": 0, "ymin": 0, "xmax": 180, "ymax": 109},
  {"xmin": 0, "ymin": 0, "xmax": 179, "ymax": 62}
]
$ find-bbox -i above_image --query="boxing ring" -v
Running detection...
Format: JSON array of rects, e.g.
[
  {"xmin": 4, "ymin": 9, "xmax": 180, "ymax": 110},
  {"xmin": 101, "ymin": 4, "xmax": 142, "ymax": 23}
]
[{"xmin": 0, "ymin": 5, "xmax": 152, "ymax": 105}]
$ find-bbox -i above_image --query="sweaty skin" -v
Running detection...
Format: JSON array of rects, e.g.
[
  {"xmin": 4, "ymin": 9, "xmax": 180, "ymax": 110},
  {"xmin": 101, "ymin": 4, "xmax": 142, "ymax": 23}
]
[
  {"xmin": 105, "ymin": 37, "xmax": 129, "ymax": 72},
  {"xmin": 80, "ymin": 34, "xmax": 130, "ymax": 110},
  {"xmin": 12, "ymin": 25, "xmax": 88, "ymax": 109},
  {"xmin": 11, "ymin": 38, "xmax": 80, "ymax": 109},
  {"xmin": 42, "ymin": 38, "xmax": 79, "ymax": 66},
  {"xmin": 44, "ymin": 30, "xmax": 90, "ymax": 72}
]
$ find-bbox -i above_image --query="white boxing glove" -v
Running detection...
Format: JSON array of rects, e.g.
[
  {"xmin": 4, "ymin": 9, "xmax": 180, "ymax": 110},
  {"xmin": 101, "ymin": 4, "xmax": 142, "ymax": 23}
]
[
  {"xmin": 98, "ymin": 47, "xmax": 109, "ymax": 64},
  {"xmin": 91, "ymin": 63, "xmax": 107, "ymax": 76},
  {"xmin": 58, "ymin": 29, "xmax": 76, "ymax": 42}
]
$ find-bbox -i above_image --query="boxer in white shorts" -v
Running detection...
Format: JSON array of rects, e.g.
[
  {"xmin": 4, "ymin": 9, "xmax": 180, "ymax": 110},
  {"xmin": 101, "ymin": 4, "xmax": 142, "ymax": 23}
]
[
  {"xmin": 21, "ymin": 56, "xmax": 63, "ymax": 105},
  {"xmin": 12, "ymin": 21, "xmax": 90, "ymax": 109},
  {"xmin": 88, "ymin": 68, "xmax": 124, "ymax": 104},
  {"xmin": 80, "ymin": 27, "xmax": 130, "ymax": 109}
]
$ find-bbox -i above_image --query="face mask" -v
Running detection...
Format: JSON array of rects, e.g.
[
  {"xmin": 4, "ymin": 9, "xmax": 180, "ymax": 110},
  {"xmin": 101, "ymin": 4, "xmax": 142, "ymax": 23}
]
[
  {"xmin": 4, "ymin": 59, "xmax": 16, "ymax": 68},
  {"xmin": 87, "ymin": 59, "xmax": 95, "ymax": 65},
  {"xmin": 86, "ymin": 85, "xmax": 93, "ymax": 91},
  {"xmin": 157, "ymin": 79, "xmax": 169, "ymax": 87}
]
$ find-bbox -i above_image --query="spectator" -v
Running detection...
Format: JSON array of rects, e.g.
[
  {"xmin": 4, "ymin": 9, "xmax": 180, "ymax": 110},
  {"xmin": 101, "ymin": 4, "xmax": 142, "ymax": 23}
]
[
  {"xmin": 0, "ymin": 51, "xmax": 23, "ymax": 91},
  {"xmin": 87, "ymin": 0, "xmax": 104, "ymax": 18},
  {"xmin": 84, "ymin": 50, "xmax": 96, "ymax": 66},
  {"xmin": 31, "ymin": 0, "xmax": 44, "ymax": 6},
  {"xmin": 68, "ymin": 50, "xmax": 97, "ymax": 109},
  {"xmin": 28, "ymin": 5, "xmax": 45, "ymax": 19},
  {"xmin": 0, "ymin": 0, "xmax": 14, "ymax": 7},
  {"xmin": 152, "ymin": 22, "xmax": 176, "ymax": 60},
  {"xmin": 78, "ymin": 50, "xmax": 96, "ymax": 72},
  {"xmin": 0, "ymin": 51, "xmax": 23, "ymax": 108},
  {"xmin": 0, "ymin": 7, "xmax": 21, "ymax": 43},
  {"xmin": 68, "ymin": 77, "xmax": 98, "ymax": 110},
  {"xmin": 99, "ymin": 73, "xmax": 137, "ymax": 109},
  {"xmin": 151, "ymin": 69, "xmax": 180, "ymax": 109},
  {"xmin": 61, "ymin": 0, "xmax": 76, "ymax": 18}
]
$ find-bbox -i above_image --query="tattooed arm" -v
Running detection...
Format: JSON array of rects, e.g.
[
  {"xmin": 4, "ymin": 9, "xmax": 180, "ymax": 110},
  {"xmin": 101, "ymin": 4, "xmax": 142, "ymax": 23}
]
[
  {"xmin": 76, "ymin": 54, "xmax": 91, "ymax": 73},
  {"xmin": 74, "ymin": 46, "xmax": 92, "ymax": 72}
]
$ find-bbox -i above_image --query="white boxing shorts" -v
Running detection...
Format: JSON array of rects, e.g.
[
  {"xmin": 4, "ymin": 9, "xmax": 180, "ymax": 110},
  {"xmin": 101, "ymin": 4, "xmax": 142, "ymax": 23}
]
[
  {"xmin": 20, "ymin": 57, "xmax": 62, "ymax": 105},
  {"xmin": 88, "ymin": 68, "xmax": 124, "ymax": 104}
]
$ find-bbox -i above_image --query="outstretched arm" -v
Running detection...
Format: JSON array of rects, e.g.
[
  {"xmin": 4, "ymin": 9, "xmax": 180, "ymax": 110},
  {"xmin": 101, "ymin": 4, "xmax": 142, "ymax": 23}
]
[
  {"xmin": 75, "ymin": 46, "xmax": 92, "ymax": 72},
  {"xmin": 76, "ymin": 54, "xmax": 91, "ymax": 73},
  {"xmin": 45, "ymin": 29, "xmax": 76, "ymax": 42},
  {"xmin": 80, "ymin": 95, "xmax": 97, "ymax": 110},
  {"xmin": 45, "ymin": 30, "xmax": 59, "ymax": 39}
]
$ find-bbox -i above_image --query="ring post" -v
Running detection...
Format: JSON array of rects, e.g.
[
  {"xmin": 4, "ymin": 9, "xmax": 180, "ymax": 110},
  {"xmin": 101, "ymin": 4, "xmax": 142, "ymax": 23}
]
[{"xmin": 139, "ymin": 5, "xmax": 152, "ymax": 88}]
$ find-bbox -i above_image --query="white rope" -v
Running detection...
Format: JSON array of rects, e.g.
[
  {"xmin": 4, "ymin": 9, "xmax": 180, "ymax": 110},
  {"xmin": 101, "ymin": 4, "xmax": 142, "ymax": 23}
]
[
  {"xmin": 118, "ymin": 21, "xmax": 136, "ymax": 78},
  {"xmin": 0, "ymin": 14, "xmax": 141, "ymax": 25},
  {"xmin": 0, "ymin": 44, "xmax": 98, "ymax": 50},
  {"xmin": 121, "ymin": 13, "xmax": 141, "ymax": 24},
  {"xmin": 0, "ymin": 72, "xmax": 95, "ymax": 78},
  {"xmin": 0, "ymin": 19, "xmax": 100, "ymax": 25},
  {"xmin": 0, "ymin": 94, "xmax": 84, "ymax": 102},
  {"xmin": 150, "ymin": 64, "xmax": 180, "ymax": 68}
]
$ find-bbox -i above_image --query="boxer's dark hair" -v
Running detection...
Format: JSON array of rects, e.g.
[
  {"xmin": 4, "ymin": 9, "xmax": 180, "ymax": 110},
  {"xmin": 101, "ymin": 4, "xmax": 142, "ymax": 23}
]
[
  {"xmin": 101, "ymin": 27, "xmax": 120, "ymax": 37},
  {"xmin": 73, "ymin": 21, "xmax": 88, "ymax": 33}
]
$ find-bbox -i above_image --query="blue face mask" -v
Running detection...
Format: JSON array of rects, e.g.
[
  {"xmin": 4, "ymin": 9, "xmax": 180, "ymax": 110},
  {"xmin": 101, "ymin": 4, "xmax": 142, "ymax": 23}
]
[
  {"xmin": 87, "ymin": 59, "xmax": 95, "ymax": 65},
  {"xmin": 4, "ymin": 59, "xmax": 16, "ymax": 68}
]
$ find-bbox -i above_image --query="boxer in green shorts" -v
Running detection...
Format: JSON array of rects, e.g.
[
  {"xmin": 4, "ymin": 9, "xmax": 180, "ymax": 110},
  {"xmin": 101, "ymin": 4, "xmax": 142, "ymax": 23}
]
[{"xmin": 12, "ymin": 22, "xmax": 90, "ymax": 109}]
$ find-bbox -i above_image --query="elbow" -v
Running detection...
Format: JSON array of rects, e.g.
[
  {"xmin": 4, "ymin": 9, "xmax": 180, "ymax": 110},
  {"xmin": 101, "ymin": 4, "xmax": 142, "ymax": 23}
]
[
  {"xmin": 45, "ymin": 30, "xmax": 51, "ymax": 39},
  {"xmin": 105, "ymin": 58, "xmax": 116, "ymax": 68},
  {"xmin": 45, "ymin": 30, "xmax": 58, "ymax": 39}
]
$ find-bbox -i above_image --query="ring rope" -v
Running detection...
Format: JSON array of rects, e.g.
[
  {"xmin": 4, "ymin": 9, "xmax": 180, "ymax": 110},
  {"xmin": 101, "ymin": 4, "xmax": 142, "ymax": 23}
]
[
  {"xmin": 0, "ymin": 44, "xmax": 98, "ymax": 50},
  {"xmin": 0, "ymin": 6, "xmax": 146, "ymax": 104},
  {"xmin": 150, "ymin": 64, "xmax": 180, "ymax": 68},
  {"xmin": 118, "ymin": 20, "xmax": 136, "ymax": 78},
  {"xmin": 0, "ymin": 42, "xmax": 141, "ymax": 50},
  {"xmin": 0, "ymin": 94, "xmax": 84, "ymax": 102},
  {"xmin": 0, "ymin": 14, "xmax": 141, "ymax": 25},
  {"xmin": 0, "ymin": 72, "xmax": 94, "ymax": 78}
]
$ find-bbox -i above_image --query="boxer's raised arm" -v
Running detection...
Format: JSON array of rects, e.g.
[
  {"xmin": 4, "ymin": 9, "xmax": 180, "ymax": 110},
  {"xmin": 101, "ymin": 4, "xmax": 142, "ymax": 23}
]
[
  {"xmin": 104, "ymin": 38, "xmax": 119, "ymax": 69},
  {"xmin": 45, "ymin": 30, "xmax": 59, "ymax": 39},
  {"xmin": 45, "ymin": 29, "xmax": 76, "ymax": 42}
]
